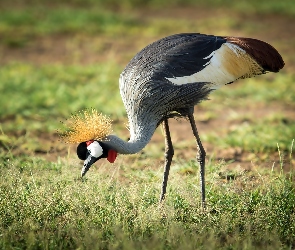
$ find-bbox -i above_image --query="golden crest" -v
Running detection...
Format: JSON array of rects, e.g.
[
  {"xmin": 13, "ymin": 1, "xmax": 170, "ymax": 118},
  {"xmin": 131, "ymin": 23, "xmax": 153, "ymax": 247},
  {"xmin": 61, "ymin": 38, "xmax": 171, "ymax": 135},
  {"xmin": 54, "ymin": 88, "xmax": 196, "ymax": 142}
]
[{"xmin": 59, "ymin": 108, "xmax": 112, "ymax": 143}]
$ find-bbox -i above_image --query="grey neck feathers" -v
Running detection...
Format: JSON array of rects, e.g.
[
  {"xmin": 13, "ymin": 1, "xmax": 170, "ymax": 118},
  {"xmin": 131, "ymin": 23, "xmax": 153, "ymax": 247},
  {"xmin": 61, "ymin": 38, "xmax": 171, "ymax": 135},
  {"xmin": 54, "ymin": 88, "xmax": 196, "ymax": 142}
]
[{"xmin": 104, "ymin": 121, "xmax": 158, "ymax": 154}]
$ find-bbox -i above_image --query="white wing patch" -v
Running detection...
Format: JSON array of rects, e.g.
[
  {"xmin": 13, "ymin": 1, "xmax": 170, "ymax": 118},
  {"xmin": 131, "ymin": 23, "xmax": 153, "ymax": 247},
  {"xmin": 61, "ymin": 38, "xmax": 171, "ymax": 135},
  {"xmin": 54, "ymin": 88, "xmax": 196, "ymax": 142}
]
[
  {"xmin": 87, "ymin": 141, "xmax": 103, "ymax": 158},
  {"xmin": 166, "ymin": 42, "xmax": 263, "ymax": 89}
]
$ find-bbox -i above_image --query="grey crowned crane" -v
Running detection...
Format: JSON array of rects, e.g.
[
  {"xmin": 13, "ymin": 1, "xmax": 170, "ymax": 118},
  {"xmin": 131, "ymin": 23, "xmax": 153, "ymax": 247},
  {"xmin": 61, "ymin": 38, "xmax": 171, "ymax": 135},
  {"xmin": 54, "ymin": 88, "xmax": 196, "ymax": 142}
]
[{"xmin": 61, "ymin": 33, "xmax": 284, "ymax": 206}]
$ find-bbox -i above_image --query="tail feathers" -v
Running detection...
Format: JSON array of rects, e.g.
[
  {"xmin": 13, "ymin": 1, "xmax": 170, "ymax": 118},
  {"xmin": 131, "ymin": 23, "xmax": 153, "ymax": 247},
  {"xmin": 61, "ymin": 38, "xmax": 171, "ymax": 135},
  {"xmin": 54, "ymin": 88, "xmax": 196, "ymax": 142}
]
[{"xmin": 225, "ymin": 37, "xmax": 285, "ymax": 73}]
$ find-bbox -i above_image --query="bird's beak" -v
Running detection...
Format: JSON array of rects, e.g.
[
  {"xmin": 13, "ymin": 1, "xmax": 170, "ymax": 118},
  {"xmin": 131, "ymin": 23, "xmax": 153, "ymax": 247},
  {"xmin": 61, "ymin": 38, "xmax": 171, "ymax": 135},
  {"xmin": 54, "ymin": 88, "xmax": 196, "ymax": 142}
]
[{"xmin": 81, "ymin": 151, "xmax": 98, "ymax": 177}]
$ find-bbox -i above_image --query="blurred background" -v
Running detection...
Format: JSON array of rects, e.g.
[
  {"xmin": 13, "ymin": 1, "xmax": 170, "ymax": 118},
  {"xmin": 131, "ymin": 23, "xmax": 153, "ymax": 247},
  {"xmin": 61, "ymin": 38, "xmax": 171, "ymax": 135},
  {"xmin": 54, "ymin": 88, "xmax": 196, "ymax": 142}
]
[{"xmin": 0, "ymin": 0, "xmax": 294, "ymax": 169}]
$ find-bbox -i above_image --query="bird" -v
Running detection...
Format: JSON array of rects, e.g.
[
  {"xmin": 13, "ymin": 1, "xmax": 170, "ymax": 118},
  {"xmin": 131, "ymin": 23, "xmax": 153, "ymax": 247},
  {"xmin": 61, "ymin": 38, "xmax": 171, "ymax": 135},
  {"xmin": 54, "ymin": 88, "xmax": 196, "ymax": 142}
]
[{"xmin": 61, "ymin": 33, "xmax": 284, "ymax": 206}]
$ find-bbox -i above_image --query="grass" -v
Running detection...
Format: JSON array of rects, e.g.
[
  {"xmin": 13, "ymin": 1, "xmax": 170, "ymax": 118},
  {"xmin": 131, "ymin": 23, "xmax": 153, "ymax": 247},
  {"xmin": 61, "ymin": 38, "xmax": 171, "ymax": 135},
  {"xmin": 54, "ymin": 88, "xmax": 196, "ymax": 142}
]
[
  {"xmin": 0, "ymin": 8, "xmax": 142, "ymax": 47},
  {"xmin": 204, "ymin": 119, "xmax": 295, "ymax": 153},
  {"xmin": 1, "ymin": 1, "xmax": 295, "ymax": 49},
  {"xmin": 211, "ymin": 74, "xmax": 295, "ymax": 106},
  {"xmin": 0, "ymin": 63, "xmax": 124, "ymax": 132},
  {"xmin": 1, "ymin": 0, "xmax": 295, "ymax": 16},
  {"xmin": 0, "ymin": 156, "xmax": 294, "ymax": 249},
  {"xmin": 0, "ymin": 0, "xmax": 295, "ymax": 249}
]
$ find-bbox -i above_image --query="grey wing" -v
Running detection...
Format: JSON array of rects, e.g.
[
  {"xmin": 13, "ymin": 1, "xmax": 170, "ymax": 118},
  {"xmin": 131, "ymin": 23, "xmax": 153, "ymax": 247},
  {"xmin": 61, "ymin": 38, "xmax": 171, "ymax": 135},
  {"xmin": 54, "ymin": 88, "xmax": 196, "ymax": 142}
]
[
  {"xmin": 122, "ymin": 33, "xmax": 226, "ymax": 84},
  {"xmin": 119, "ymin": 33, "xmax": 226, "ymax": 128}
]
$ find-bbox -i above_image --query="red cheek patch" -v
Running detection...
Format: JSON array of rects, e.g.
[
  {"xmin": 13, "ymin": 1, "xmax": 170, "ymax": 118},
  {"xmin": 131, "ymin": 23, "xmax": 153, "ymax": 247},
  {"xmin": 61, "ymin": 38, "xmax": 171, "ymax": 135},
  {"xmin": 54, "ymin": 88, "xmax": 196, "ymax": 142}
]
[
  {"xmin": 86, "ymin": 140, "xmax": 94, "ymax": 147},
  {"xmin": 107, "ymin": 149, "xmax": 117, "ymax": 163}
]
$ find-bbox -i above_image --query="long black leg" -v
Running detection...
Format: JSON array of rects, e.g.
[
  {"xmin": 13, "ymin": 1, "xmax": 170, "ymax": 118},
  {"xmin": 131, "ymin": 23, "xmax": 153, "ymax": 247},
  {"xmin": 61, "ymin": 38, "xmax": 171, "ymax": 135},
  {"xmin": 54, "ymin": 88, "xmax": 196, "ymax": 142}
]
[
  {"xmin": 188, "ymin": 113, "xmax": 206, "ymax": 208},
  {"xmin": 159, "ymin": 118, "xmax": 174, "ymax": 202}
]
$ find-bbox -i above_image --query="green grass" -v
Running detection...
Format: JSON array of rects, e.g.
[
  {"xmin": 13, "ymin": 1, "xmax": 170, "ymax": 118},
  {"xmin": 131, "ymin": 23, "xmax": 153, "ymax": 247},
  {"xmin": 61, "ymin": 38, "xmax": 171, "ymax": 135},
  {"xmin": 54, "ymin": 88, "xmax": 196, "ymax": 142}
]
[
  {"xmin": 1, "ymin": 0, "xmax": 295, "ymax": 16},
  {"xmin": 204, "ymin": 116, "xmax": 295, "ymax": 153},
  {"xmin": 0, "ymin": 63, "xmax": 124, "ymax": 132},
  {"xmin": 0, "ymin": 8, "xmax": 142, "ymax": 47},
  {"xmin": 211, "ymin": 74, "xmax": 295, "ymax": 106},
  {"xmin": 0, "ymin": 156, "xmax": 294, "ymax": 249},
  {"xmin": 1, "ymin": 1, "xmax": 295, "ymax": 48}
]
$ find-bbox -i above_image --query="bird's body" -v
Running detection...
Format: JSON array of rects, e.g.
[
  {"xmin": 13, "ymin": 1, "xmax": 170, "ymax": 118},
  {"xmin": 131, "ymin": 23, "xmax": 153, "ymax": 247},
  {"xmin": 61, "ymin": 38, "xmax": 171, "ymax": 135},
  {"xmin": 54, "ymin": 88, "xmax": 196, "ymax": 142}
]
[
  {"xmin": 66, "ymin": 33, "xmax": 284, "ymax": 205},
  {"xmin": 104, "ymin": 33, "xmax": 283, "ymax": 155}
]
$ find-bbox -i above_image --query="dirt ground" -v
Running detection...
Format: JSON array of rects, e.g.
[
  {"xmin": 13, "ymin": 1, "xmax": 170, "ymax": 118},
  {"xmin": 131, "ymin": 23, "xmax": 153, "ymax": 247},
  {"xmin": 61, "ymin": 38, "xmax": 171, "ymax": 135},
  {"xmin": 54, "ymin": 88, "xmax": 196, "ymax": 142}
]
[{"xmin": 2, "ymin": 7, "xmax": 295, "ymax": 173}]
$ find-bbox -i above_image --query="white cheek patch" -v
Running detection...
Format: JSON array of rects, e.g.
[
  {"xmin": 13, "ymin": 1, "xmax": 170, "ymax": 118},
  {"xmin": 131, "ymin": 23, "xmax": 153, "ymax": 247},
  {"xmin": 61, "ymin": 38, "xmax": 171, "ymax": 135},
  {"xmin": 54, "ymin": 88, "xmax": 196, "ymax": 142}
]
[
  {"xmin": 166, "ymin": 42, "xmax": 263, "ymax": 89},
  {"xmin": 87, "ymin": 141, "xmax": 103, "ymax": 158}
]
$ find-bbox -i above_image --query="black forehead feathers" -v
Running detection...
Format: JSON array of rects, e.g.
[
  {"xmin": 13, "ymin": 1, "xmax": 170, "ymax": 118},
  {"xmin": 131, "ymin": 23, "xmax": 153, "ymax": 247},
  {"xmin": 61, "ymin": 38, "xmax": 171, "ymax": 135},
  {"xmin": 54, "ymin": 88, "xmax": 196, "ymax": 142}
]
[{"xmin": 77, "ymin": 142, "xmax": 87, "ymax": 160}]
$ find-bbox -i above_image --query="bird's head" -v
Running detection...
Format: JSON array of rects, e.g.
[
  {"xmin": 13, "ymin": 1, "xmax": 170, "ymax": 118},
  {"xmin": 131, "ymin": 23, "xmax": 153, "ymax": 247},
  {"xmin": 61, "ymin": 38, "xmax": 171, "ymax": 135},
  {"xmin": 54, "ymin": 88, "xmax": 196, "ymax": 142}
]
[
  {"xmin": 77, "ymin": 140, "xmax": 117, "ymax": 177},
  {"xmin": 59, "ymin": 108, "xmax": 115, "ymax": 177}
]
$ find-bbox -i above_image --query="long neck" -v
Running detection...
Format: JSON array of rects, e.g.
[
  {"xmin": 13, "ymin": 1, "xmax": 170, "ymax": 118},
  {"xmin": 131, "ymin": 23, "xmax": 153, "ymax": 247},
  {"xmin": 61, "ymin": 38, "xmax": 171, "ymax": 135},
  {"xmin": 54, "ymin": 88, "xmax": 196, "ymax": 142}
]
[{"xmin": 104, "ymin": 120, "xmax": 158, "ymax": 154}]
